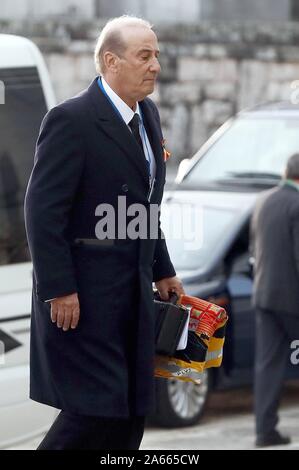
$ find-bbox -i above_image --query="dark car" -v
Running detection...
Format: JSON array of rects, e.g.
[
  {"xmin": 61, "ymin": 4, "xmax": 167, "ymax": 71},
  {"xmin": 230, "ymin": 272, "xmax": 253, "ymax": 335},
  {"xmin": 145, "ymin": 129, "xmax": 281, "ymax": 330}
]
[{"xmin": 153, "ymin": 102, "xmax": 299, "ymax": 428}]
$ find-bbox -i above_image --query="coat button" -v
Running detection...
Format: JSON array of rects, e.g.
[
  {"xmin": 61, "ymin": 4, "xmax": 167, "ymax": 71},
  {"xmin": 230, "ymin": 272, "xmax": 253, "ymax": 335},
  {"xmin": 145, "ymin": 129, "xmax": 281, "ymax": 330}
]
[{"xmin": 122, "ymin": 184, "xmax": 129, "ymax": 192}]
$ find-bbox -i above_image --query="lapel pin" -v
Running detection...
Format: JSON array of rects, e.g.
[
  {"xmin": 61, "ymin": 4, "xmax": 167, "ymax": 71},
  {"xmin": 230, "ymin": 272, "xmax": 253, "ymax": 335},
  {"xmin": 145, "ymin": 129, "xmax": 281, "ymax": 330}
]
[{"xmin": 161, "ymin": 139, "xmax": 171, "ymax": 162}]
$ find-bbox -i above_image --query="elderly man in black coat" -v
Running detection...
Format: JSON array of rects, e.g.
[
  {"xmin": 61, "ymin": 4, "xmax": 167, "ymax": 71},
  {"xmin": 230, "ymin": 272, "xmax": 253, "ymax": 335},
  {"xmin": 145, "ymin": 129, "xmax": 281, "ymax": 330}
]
[
  {"xmin": 24, "ymin": 16, "xmax": 184, "ymax": 450},
  {"xmin": 251, "ymin": 153, "xmax": 299, "ymax": 448}
]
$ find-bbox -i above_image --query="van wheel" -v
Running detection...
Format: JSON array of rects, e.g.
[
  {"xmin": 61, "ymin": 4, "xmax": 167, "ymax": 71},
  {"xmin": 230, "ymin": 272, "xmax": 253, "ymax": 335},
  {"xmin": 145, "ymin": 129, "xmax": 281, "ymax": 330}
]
[{"xmin": 153, "ymin": 369, "xmax": 211, "ymax": 428}]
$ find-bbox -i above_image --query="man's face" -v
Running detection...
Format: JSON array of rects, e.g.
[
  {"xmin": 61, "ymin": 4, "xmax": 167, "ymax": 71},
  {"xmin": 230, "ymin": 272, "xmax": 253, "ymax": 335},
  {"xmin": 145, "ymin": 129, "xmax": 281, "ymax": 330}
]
[{"xmin": 114, "ymin": 27, "xmax": 161, "ymax": 103}]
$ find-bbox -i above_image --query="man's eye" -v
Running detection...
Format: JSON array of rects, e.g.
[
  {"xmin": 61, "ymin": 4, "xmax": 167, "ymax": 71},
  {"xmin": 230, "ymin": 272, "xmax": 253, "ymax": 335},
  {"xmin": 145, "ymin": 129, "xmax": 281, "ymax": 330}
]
[{"xmin": 142, "ymin": 56, "xmax": 150, "ymax": 60}]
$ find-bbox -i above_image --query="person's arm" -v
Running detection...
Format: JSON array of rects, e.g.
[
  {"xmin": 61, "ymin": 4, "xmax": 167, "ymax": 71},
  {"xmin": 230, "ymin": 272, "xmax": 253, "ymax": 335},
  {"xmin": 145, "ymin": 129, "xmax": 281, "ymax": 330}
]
[
  {"xmin": 153, "ymin": 213, "xmax": 184, "ymax": 299},
  {"xmin": 24, "ymin": 106, "xmax": 85, "ymax": 302},
  {"xmin": 146, "ymin": 100, "xmax": 176, "ymax": 281},
  {"xmin": 248, "ymin": 211, "xmax": 256, "ymax": 276},
  {"xmin": 148, "ymin": 100, "xmax": 184, "ymax": 298},
  {"xmin": 291, "ymin": 206, "xmax": 299, "ymax": 276},
  {"xmin": 152, "ymin": 212, "xmax": 176, "ymax": 282}
]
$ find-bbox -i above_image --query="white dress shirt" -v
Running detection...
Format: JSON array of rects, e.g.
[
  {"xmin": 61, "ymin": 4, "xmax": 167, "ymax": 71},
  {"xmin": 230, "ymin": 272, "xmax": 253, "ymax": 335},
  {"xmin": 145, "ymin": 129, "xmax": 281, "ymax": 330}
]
[{"xmin": 101, "ymin": 76, "xmax": 156, "ymax": 182}]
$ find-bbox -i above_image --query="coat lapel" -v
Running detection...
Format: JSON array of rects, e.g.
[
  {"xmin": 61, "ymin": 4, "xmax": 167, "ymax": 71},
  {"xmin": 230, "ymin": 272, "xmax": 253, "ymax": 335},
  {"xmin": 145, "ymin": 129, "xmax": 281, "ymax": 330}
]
[
  {"xmin": 139, "ymin": 99, "xmax": 164, "ymax": 193},
  {"xmin": 87, "ymin": 78, "xmax": 150, "ymax": 186}
]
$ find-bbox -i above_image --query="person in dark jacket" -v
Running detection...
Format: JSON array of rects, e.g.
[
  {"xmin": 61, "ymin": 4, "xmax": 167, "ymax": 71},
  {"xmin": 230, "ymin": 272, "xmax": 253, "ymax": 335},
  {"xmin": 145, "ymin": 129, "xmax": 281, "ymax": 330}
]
[
  {"xmin": 250, "ymin": 153, "xmax": 299, "ymax": 448},
  {"xmin": 24, "ymin": 16, "xmax": 184, "ymax": 450}
]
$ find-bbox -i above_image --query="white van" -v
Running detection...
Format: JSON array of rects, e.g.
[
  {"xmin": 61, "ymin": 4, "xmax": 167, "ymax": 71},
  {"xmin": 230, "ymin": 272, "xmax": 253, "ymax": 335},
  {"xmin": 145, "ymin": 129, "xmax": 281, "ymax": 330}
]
[{"xmin": 0, "ymin": 34, "xmax": 56, "ymax": 448}]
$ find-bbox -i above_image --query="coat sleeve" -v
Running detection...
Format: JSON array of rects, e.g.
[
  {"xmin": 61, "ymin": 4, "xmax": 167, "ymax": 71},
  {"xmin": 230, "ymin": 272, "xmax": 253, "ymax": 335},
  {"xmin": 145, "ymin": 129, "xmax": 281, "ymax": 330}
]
[
  {"xmin": 290, "ymin": 204, "xmax": 299, "ymax": 278},
  {"xmin": 152, "ymin": 215, "xmax": 176, "ymax": 282},
  {"xmin": 148, "ymin": 100, "xmax": 176, "ymax": 282},
  {"xmin": 24, "ymin": 106, "xmax": 85, "ymax": 301},
  {"xmin": 249, "ymin": 211, "xmax": 256, "ymax": 260}
]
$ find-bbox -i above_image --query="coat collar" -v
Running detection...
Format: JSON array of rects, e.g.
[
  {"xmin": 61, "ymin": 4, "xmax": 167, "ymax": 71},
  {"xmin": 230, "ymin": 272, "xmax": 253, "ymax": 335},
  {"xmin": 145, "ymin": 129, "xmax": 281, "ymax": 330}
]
[
  {"xmin": 101, "ymin": 76, "xmax": 141, "ymax": 126},
  {"xmin": 139, "ymin": 99, "xmax": 164, "ymax": 188},
  {"xmin": 281, "ymin": 178, "xmax": 299, "ymax": 192},
  {"xmin": 87, "ymin": 77, "xmax": 163, "ymax": 191},
  {"xmin": 87, "ymin": 77, "xmax": 164, "ymax": 189}
]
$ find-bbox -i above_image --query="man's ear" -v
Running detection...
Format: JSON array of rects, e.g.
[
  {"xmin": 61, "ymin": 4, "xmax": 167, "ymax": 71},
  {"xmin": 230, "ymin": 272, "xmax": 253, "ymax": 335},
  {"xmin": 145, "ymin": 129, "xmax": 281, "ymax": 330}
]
[{"xmin": 104, "ymin": 51, "xmax": 119, "ymax": 73}]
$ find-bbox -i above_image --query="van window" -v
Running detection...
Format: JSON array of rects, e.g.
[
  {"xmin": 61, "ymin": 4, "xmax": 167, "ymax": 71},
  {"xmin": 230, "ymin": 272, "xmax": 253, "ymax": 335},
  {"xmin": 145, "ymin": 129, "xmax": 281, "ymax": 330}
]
[{"xmin": 0, "ymin": 67, "xmax": 47, "ymax": 265}]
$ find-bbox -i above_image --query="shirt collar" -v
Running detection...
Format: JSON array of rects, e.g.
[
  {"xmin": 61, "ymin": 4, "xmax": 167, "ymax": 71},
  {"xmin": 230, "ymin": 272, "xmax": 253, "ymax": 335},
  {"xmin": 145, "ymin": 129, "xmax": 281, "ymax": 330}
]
[
  {"xmin": 282, "ymin": 178, "xmax": 299, "ymax": 192},
  {"xmin": 101, "ymin": 76, "xmax": 141, "ymax": 125}
]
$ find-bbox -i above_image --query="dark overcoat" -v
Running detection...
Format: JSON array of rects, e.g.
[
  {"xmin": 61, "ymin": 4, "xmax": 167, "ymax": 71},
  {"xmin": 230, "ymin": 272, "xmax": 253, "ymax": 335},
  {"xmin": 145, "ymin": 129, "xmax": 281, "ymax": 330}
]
[
  {"xmin": 251, "ymin": 183, "xmax": 299, "ymax": 316},
  {"xmin": 24, "ymin": 77, "xmax": 175, "ymax": 417}
]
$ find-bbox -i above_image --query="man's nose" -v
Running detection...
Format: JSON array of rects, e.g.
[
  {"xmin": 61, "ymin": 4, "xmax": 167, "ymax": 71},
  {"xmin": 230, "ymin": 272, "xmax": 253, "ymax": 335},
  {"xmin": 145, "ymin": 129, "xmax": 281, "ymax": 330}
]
[{"xmin": 150, "ymin": 57, "xmax": 161, "ymax": 74}]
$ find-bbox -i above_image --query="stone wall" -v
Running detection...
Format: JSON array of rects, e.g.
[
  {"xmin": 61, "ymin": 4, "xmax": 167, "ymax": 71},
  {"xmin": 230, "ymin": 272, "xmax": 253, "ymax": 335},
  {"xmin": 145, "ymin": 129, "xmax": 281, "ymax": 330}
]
[
  {"xmin": 3, "ymin": 20, "xmax": 299, "ymax": 163},
  {"xmin": 0, "ymin": 0, "xmax": 293, "ymax": 22},
  {"xmin": 201, "ymin": 0, "xmax": 290, "ymax": 22},
  {"xmin": 0, "ymin": 0, "xmax": 94, "ymax": 20}
]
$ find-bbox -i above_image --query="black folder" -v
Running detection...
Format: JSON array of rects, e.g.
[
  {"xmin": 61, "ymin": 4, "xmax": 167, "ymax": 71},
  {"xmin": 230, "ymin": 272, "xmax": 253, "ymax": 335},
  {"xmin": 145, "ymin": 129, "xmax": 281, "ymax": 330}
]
[{"xmin": 154, "ymin": 293, "xmax": 189, "ymax": 356}]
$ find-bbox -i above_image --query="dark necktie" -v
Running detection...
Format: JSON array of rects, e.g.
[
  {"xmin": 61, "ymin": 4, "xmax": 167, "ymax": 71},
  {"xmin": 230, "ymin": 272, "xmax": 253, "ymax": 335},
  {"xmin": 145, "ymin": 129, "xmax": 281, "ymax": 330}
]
[
  {"xmin": 128, "ymin": 114, "xmax": 144, "ymax": 152},
  {"xmin": 128, "ymin": 113, "xmax": 150, "ymax": 177}
]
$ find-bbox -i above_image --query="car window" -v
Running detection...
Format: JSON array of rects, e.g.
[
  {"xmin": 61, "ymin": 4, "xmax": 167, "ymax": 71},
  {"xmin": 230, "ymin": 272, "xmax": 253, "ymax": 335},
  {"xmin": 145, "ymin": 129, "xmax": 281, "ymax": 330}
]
[
  {"xmin": 161, "ymin": 203, "xmax": 239, "ymax": 271},
  {"xmin": 0, "ymin": 67, "xmax": 47, "ymax": 266},
  {"xmin": 186, "ymin": 116, "xmax": 299, "ymax": 185}
]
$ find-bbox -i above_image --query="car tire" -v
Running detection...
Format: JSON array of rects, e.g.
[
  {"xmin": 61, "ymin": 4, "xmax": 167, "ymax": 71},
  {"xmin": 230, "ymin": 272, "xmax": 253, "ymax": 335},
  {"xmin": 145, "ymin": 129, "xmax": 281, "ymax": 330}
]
[{"xmin": 153, "ymin": 369, "xmax": 212, "ymax": 428}]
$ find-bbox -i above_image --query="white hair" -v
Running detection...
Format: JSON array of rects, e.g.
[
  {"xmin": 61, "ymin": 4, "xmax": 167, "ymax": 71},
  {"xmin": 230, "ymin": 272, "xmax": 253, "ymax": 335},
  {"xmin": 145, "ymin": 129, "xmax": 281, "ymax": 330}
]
[{"xmin": 94, "ymin": 15, "xmax": 153, "ymax": 75}]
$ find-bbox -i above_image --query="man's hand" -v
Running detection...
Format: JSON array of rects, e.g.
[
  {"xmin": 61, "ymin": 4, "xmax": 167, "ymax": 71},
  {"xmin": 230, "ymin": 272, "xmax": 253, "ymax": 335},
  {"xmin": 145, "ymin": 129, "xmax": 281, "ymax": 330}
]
[
  {"xmin": 155, "ymin": 276, "xmax": 185, "ymax": 301},
  {"xmin": 50, "ymin": 293, "xmax": 80, "ymax": 331}
]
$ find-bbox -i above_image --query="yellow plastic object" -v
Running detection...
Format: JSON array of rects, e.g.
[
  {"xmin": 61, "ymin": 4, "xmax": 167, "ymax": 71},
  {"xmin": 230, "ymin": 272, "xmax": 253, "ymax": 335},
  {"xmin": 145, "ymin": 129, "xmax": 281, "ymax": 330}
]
[{"xmin": 154, "ymin": 295, "xmax": 228, "ymax": 384}]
